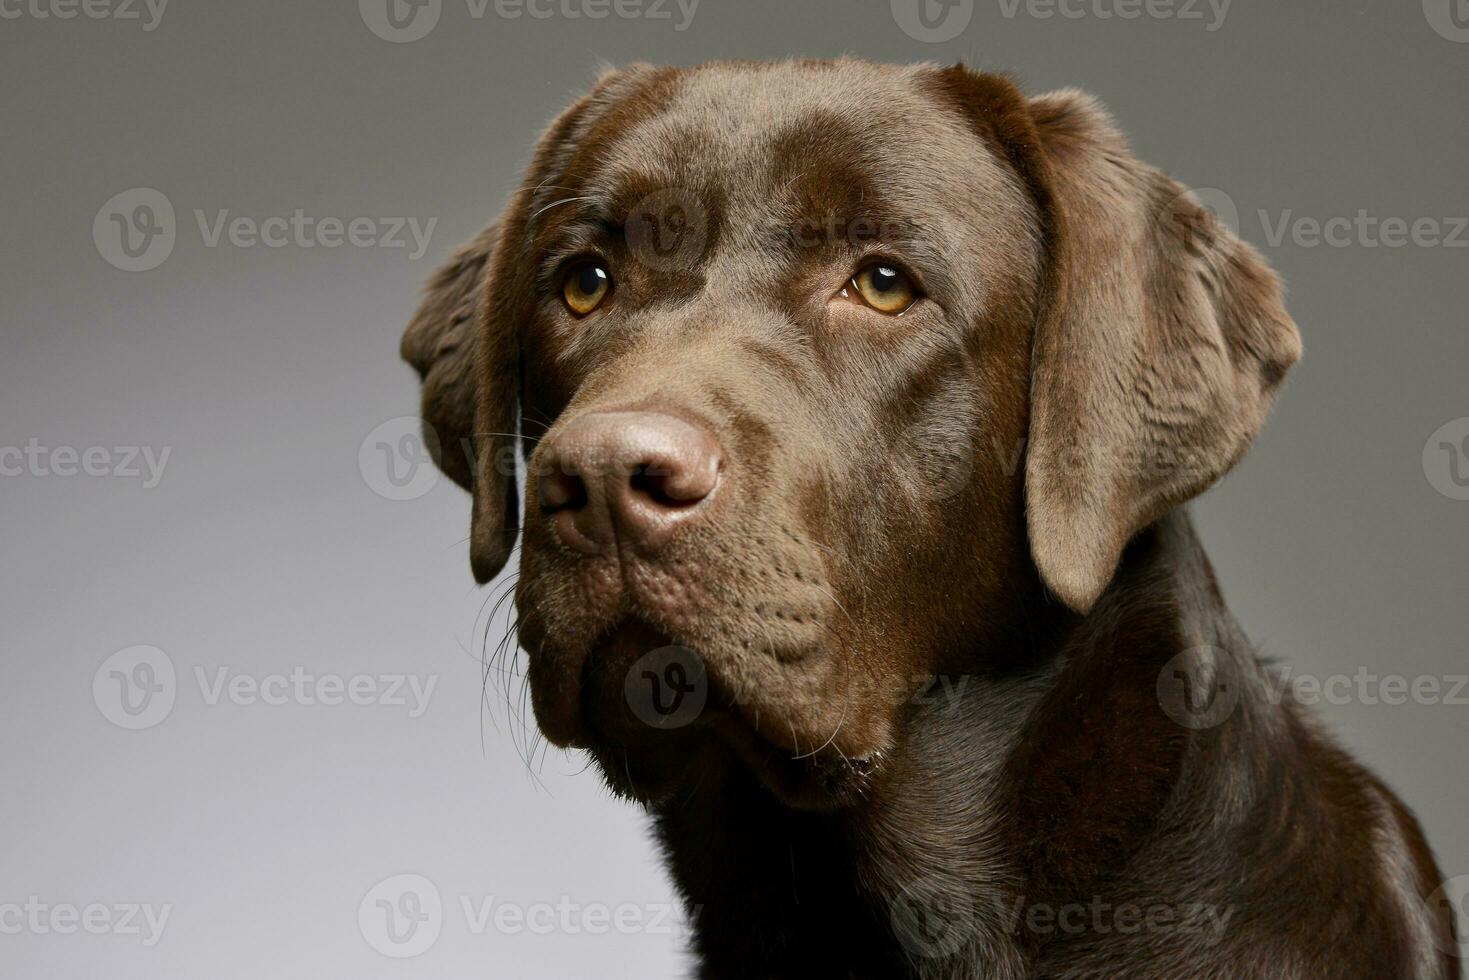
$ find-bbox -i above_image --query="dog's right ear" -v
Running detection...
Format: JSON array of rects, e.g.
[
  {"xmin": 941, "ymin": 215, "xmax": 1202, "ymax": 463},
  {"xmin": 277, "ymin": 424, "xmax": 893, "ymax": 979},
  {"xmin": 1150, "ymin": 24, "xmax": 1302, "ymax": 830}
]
[
  {"xmin": 400, "ymin": 221, "xmax": 520, "ymax": 584},
  {"xmin": 401, "ymin": 64, "xmax": 666, "ymax": 583}
]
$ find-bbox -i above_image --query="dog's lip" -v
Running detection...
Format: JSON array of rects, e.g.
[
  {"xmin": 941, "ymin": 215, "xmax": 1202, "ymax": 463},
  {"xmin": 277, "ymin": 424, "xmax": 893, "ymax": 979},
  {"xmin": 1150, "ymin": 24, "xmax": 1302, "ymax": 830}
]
[
  {"xmin": 526, "ymin": 654, "xmax": 588, "ymax": 750},
  {"xmin": 529, "ymin": 615, "xmax": 751, "ymax": 753},
  {"xmin": 529, "ymin": 616, "xmax": 685, "ymax": 750},
  {"xmin": 528, "ymin": 615, "xmax": 884, "ymax": 809},
  {"xmin": 526, "ymin": 631, "xmax": 597, "ymax": 750}
]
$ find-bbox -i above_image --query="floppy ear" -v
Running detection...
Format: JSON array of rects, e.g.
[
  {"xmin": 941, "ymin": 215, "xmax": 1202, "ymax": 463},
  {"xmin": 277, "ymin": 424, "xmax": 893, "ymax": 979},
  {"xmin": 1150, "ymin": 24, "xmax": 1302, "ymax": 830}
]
[
  {"xmin": 398, "ymin": 66, "xmax": 661, "ymax": 584},
  {"xmin": 400, "ymin": 221, "xmax": 520, "ymax": 584},
  {"xmin": 1023, "ymin": 90, "xmax": 1302, "ymax": 612}
]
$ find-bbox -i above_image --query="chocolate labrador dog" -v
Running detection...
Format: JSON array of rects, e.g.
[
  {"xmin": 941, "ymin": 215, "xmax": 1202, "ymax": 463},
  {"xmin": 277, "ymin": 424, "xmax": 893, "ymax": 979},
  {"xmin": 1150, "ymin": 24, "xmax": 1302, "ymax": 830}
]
[{"xmin": 401, "ymin": 60, "xmax": 1455, "ymax": 979}]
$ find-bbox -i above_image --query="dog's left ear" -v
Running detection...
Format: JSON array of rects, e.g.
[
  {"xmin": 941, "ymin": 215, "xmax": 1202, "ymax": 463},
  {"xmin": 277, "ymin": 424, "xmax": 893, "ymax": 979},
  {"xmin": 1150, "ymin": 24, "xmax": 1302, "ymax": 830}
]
[{"xmin": 1020, "ymin": 89, "xmax": 1303, "ymax": 612}]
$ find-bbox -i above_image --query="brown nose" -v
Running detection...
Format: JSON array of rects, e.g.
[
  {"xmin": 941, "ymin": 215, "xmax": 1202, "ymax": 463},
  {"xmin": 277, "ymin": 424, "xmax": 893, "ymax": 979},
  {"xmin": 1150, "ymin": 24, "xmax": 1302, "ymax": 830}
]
[{"xmin": 537, "ymin": 411, "xmax": 722, "ymax": 556}]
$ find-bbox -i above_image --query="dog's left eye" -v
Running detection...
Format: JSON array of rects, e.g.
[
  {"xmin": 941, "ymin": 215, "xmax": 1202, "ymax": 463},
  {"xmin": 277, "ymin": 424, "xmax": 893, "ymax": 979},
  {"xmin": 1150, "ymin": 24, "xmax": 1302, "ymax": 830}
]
[{"xmin": 845, "ymin": 264, "xmax": 917, "ymax": 315}]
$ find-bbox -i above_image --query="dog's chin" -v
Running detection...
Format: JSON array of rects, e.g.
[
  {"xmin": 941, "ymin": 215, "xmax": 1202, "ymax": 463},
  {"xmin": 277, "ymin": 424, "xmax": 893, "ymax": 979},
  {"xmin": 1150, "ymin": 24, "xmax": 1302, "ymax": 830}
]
[
  {"xmin": 584, "ymin": 731, "xmax": 881, "ymax": 812},
  {"xmin": 533, "ymin": 619, "xmax": 883, "ymax": 812}
]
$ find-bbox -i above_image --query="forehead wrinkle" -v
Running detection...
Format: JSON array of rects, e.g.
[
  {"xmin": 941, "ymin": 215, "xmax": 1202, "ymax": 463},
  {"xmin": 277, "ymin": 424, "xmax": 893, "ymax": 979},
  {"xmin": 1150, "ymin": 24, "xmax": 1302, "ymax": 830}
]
[
  {"xmin": 526, "ymin": 63, "xmax": 691, "ymax": 231},
  {"xmin": 606, "ymin": 61, "xmax": 940, "ymax": 197},
  {"xmin": 576, "ymin": 60, "xmax": 1036, "ymax": 311},
  {"xmin": 617, "ymin": 106, "xmax": 969, "ymax": 267}
]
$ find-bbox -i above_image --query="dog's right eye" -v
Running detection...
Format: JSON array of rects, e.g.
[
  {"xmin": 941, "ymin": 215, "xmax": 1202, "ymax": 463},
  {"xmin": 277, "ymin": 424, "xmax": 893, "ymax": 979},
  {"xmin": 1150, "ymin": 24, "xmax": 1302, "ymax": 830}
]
[
  {"xmin": 562, "ymin": 262, "xmax": 612, "ymax": 316},
  {"xmin": 844, "ymin": 263, "xmax": 918, "ymax": 315}
]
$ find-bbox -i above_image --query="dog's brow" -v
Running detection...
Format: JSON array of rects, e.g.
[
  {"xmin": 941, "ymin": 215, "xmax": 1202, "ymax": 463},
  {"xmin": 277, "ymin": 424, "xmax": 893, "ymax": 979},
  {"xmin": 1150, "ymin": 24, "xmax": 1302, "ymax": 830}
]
[
  {"xmin": 551, "ymin": 214, "xmax": 621, "ymax": 249},
  {"xmin": 530, "ymin": 195, "xmax": 597, "ymax": 221},
  {"xmin": 526, "ymin": 189, "xmax": 616, "ymax": 239},
  {"xmin": 531, "ymin": 214, "xmax": 624, "ymax": 292}
]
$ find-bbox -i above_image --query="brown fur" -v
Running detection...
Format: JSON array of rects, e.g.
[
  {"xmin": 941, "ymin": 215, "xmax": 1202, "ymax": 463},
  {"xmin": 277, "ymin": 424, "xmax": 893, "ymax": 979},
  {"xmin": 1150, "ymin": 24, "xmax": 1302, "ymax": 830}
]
[{"xmin": 400, "ymin": 59, "xmax": 1455, "ymax": 978}]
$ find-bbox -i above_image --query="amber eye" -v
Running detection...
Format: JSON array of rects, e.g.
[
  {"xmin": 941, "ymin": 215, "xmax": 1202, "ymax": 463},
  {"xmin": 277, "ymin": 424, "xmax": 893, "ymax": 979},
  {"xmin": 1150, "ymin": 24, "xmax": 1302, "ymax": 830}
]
[
  {"xmin": 562, "ymin": 262, "xmax": 611, "ymax": 315},
  {"xmin": 848, "ymin": 264, "xmax": 917, "ymax": 315}
]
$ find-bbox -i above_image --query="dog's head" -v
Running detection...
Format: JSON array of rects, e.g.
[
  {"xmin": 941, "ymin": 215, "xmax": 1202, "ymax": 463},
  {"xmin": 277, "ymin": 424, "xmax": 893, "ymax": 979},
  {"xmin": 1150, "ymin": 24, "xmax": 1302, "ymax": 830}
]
[{"xmin": 402, "ymin": 60, "xmax": 1300, "ymax": 809}]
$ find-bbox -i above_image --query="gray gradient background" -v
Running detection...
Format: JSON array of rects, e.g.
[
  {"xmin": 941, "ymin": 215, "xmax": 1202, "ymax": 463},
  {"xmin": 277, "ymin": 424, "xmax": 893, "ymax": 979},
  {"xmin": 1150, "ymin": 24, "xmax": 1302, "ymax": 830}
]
[{"xmin": 3, "ymin": 1, "xmax": 1467, "ymax": 976}]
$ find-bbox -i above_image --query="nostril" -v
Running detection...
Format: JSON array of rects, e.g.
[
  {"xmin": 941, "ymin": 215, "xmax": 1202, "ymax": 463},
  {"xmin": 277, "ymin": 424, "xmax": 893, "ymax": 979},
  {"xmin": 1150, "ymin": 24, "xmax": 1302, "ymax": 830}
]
[
  {"xmin": 629, "ymin": 466, "xmax": 673, "ymax": 508},
  {"xmin": 630, "ymin": 464, "xmax": 702, "ymax": 508},
  {"xmin": 539, "ymin": 468, "xmax": 587, "ymax": 512},
  {"xmin": 628, "ymin": 451, "xmax": 720, "ymax": 509}
]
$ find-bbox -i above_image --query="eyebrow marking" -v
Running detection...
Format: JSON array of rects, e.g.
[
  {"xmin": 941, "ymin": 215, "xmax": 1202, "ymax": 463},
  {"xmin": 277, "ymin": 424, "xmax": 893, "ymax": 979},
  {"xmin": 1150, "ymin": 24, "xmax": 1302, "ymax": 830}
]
[{"xmin": 530, "ymin": 195, "xmax": 600, "ymax": 222}]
